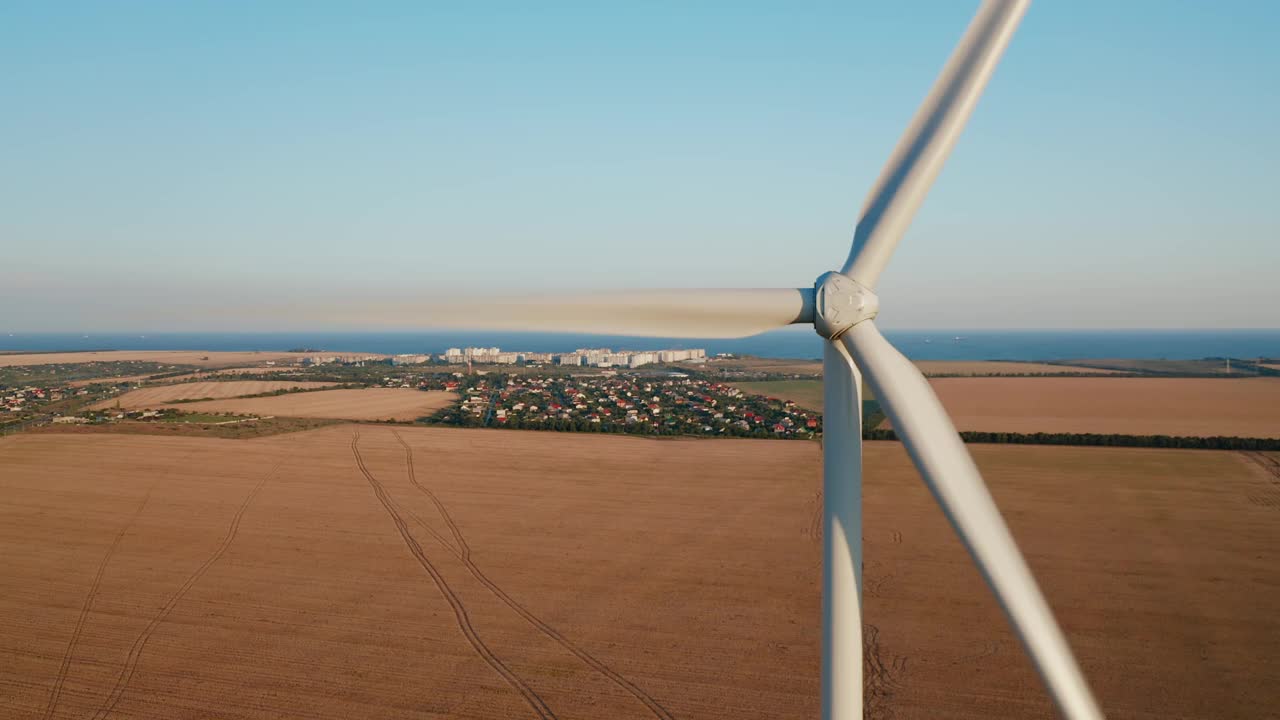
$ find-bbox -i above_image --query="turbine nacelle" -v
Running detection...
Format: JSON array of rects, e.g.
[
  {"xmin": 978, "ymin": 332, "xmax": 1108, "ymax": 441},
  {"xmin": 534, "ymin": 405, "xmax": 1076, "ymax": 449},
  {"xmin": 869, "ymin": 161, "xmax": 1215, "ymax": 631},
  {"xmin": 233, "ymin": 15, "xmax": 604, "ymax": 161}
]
[{"xmin": 813, "ymin": 272, "xmax": 879, "ymax": 340}]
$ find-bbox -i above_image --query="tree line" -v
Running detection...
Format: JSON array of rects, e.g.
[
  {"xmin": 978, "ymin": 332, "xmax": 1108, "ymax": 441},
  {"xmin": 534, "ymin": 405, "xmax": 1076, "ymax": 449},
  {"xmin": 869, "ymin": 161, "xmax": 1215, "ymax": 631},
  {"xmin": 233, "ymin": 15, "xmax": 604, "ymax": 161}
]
[{"xmin": 862, "ymin": 428, "xmax": 1280, "ymax": 451}]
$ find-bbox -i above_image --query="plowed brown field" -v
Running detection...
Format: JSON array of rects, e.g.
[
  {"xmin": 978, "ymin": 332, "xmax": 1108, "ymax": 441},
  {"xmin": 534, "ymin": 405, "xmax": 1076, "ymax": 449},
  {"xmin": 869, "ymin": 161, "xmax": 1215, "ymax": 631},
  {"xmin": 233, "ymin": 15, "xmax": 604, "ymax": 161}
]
[
  {"xmin": 161, "ymin": 388, "xmax": 456, "ymax": 421},
  {"xmin": 153, "ymin": 367, "xmax": 305, "ymax": 384},
  {"xmin": 67, "ymin": 374, "xmax": 157, "ymax": 388},
  {"xmin": 1, "ymin": 429, "xmax": 1277, "ymax": 719},
  {"xmin": 880, "ymin": 376, "xmax": 1280, "ymax": 437},
  {"xmin": 912, "ymin": 361, "xmax": 1124, "ymax": 376},
  {"xmin": 709, "ymin": 358, "xmax": 1120, "ymax": 377},
  {"xmin": 90, "ymin": 381, "xmax": 338, "ymax": 410}
]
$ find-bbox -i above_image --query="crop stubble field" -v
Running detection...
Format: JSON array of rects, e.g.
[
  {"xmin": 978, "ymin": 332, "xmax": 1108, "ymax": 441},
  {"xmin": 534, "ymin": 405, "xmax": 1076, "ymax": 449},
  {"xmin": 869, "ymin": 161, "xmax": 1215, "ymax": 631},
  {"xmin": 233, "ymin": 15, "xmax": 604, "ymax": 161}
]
[
  {"xmin": 147, "ymin": 367, "xmax": 311, "ymax": 384},
  {"xmin": 708, "ymin": 358, "xmax": 1122, "ymax": 378},
  {"xmin": 906, "ymin": 377, "xmax": 1280, "ymax": 438},
  {"xmin": 911, "ymin": 360, "xmax": 1124, "ymax": 376},
  {"xmin": 67, "ymin": 375, "xmax": 157, "ymax": 388},
  {"xmin": 89, "ymin": 381, "xmax": 338, "ymax": 410},
  {"xmin": 2, "ymin": 427, "xmax": 1278, "ymax": 719},
  {"xmin": 156, "ymin": 388, "xmax": 457, "ymax": 421}
]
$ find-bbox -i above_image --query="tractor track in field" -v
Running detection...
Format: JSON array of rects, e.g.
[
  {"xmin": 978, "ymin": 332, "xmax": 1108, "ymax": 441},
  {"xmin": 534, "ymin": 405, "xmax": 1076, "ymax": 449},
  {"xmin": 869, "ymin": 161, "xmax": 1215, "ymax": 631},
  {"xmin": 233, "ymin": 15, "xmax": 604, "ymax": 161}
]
[
  {"xmin": 863, "ymin": 565, "xmax": 895, "ymax": 598},
  {"xmin": 1241, "ymin": 450, "xmax": 1280, "ymax": 480},
  {"xmin": 863, "ymin": 624, "xmax": 908, "ymax": 720},
  {"xmin": 89, "ymin": 459, "xmax": 279, "ymax": 720},
  {"xmin": 806, "ymin": 490, "xmax": 823, "ymax": 543},
  {"xmin": 954, "ymin": 639, "xmax": 1001, "ymax": 664},
  {"xmin": 351, "ymin": 430, "xmax": 557, "ymax": 720},
  {"xmin": 389, "ymin": 429, "xmax": 676, "ymax": 720},
  {"xmin": 1239, "ymin": 451, "xmax": 1280, "ymax": 508},
  {"xmin": 400, "ymin": 504, "xmax": 462, "ymax": 555},
  {"xmin": 42, "ymin": 490, "xmax": 152, "ymax": 720}
]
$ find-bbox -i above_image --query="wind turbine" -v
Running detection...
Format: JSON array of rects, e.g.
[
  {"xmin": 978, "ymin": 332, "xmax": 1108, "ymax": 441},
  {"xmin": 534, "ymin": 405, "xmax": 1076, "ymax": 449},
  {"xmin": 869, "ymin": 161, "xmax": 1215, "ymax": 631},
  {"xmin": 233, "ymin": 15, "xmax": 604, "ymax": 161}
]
[{"xmin": 428, "ymin": 2, "xmax": 1103, "ymax": 718}]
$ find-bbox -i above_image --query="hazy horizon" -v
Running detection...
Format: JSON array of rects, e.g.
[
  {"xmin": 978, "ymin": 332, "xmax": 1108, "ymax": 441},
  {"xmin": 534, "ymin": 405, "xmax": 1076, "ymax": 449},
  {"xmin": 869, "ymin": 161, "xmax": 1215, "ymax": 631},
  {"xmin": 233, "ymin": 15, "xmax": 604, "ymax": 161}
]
[
  {"xmin": 4, "ymin": 327, "xmax": 1279, "ymax": 363},
  {"xmin": 4, "ymin": 1, "xmax": 1277, "ymax": 332}
]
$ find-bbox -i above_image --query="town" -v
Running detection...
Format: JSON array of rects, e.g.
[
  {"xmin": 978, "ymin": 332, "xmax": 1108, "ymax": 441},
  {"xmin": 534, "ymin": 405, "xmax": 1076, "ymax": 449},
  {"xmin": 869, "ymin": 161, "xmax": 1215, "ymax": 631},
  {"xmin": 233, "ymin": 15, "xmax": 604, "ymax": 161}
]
[
  {"xmin": 2, "ymin": 385, "xmax": 74, "ymax": 413},
  {"xmin": 389, "ymin": 346, "xmax": 708, "ymax": 368},
  {"xmin": 1, "ymin": 347, "xmax": 824, "ymax": 441},
  {"xmin": 429, "ymin": 371, "xmax": 820, "ymax": 439}
]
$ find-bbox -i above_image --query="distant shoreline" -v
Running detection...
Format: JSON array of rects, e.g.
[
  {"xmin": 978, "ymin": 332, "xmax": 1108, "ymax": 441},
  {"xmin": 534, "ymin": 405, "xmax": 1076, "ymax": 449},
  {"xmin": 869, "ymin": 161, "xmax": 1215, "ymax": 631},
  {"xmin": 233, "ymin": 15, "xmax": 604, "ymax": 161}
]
[
  {"xmin": 1, "ymin": 329, "xmax": 1278, "ymax": 363},
  {"xmin": 1, "ymin": 348, "xmax": 1278, "ymax": 370}
]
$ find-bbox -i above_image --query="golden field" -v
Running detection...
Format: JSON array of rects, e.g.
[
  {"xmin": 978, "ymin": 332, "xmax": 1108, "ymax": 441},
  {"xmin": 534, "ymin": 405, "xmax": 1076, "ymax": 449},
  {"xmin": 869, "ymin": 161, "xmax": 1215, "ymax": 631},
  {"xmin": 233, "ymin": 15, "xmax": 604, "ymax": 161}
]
[
  {"xmin": 706, "ymin": 357, "xmax": 1120, "ymax": 378},
  {"xmin": 1, "ymin": 427, "xmax": 1277, "ymax": 719},
  {"xmin": 883, "ymin": 376, "xmax": 1280, "ymax": 438},
  {"xmin": 89, "ymin": 381, "xmax": 338, "ymax": 410},
  {"xmin": 911, "ymin": 360, "xmax": 1123, "ymax": 376},
  {"xmin": 161, "ymin": 388, "xmax": 456, "ymax": 421}
]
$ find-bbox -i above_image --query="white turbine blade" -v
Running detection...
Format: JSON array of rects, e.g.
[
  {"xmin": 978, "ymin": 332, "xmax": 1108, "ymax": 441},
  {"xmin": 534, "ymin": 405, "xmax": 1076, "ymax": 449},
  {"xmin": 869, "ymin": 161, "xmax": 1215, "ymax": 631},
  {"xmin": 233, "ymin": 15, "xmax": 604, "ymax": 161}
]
[
  {"xmin": 841, "ymin": 0, "xmax": 1030, "ymax": 288},
  {"xmin": 410, "ymin": 288, "xmax": 815, "ymax": 339},
  {"xmin": 822, "ymin": 339, "xmax": 863, "ymax": 720},
  {"xmin": 840, "ymin": 320, "xmax": 1103, "ymax": 720}
]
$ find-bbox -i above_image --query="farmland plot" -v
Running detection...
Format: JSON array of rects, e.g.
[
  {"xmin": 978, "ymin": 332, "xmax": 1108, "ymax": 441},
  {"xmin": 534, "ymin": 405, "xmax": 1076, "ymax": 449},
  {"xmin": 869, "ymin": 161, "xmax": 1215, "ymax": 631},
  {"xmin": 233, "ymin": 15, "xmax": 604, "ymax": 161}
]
[
  {"xmin": 90, "ymin": 380, "xmax": 337, "ymax": 409},
  {"xmin": 163, "ymin": 388, "xmax": 455, "ymax": 421},
  {"xmin": 884, "ymin": 376, "xmax": 1280, "ymax": 438},
  {"xmin": 1, "ymin": 428, "xmax": 1277, "ymax": 719}
]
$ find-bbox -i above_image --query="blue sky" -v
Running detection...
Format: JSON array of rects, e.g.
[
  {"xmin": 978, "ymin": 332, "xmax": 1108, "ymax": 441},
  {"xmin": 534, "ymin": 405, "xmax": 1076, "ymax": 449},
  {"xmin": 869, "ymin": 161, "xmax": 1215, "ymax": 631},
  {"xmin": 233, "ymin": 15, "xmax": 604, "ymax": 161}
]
[{"xmin": 3, "ymin": 1, "xmax": 1277, "ymax": 331}]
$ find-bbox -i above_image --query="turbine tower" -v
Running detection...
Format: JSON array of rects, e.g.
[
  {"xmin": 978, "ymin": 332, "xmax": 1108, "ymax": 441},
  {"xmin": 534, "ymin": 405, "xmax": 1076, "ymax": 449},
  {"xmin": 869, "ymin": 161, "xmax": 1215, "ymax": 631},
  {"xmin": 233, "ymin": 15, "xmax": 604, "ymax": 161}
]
[{"xmin": 427, "ymin": 2, "xmax": 1103, "ymax": 717}]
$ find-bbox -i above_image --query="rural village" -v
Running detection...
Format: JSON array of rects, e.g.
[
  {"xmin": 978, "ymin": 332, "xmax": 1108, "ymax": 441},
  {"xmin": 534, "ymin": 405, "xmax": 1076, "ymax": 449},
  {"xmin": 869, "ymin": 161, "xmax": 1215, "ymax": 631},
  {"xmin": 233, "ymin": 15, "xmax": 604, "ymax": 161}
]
[
  {"xmin": 1, "ymin": 346, "xmax": 824, "ymax": 439},
  {"xmin": 6, "ymin": 348, "xmax": 1280, "ymax": 446}
]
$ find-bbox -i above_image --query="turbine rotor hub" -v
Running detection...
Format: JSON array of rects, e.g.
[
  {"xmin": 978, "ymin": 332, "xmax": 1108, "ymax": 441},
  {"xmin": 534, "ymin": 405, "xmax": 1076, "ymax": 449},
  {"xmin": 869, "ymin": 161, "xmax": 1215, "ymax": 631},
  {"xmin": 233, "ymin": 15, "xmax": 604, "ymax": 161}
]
[{"xmin": 813, "ymin": 271, "xmax": 879, "ymax": 339}]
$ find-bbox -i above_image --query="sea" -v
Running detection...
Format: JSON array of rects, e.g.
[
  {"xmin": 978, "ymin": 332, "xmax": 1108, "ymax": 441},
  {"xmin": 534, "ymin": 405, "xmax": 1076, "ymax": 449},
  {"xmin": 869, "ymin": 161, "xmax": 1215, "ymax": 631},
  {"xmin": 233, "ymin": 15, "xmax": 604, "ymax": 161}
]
[{"xmin": 2, "ymin": 329, "xmax": 1278, "ymax": 362}]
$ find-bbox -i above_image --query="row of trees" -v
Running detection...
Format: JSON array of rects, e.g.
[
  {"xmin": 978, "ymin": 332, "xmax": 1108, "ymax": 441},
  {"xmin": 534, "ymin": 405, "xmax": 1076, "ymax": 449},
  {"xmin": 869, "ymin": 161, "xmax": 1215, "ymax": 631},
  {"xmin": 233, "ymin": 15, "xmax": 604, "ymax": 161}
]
[
  {"xmin": 434, "ymin": 415, "xmax": 1280, "ymax": 450},
  {"xmin": 863, "ymin": 428, "xmax": 1280, "ymax": 451}
]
